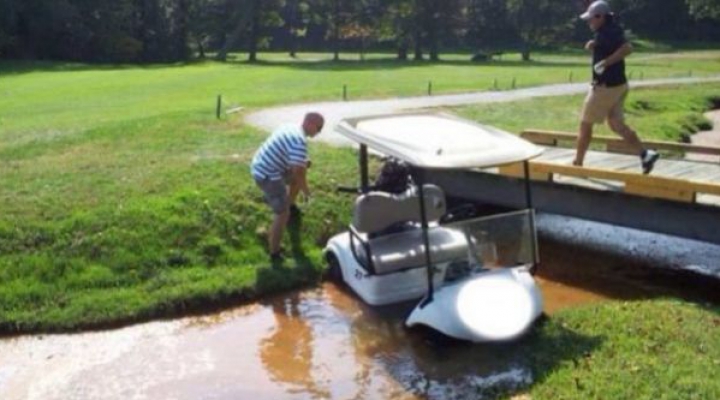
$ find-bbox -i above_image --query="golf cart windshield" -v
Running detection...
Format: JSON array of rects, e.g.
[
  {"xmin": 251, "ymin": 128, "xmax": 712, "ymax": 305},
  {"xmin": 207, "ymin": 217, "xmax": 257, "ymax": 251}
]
[{"xmin": 441, "ymin": 210, "xmax": 538, "ymax": 281}]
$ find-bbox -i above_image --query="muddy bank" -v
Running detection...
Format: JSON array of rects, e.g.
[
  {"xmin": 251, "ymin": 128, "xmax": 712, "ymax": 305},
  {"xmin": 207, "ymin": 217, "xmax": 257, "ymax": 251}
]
[{"xmin": 537, "ymin": 214, "xmax": 720, "ymax": 280}]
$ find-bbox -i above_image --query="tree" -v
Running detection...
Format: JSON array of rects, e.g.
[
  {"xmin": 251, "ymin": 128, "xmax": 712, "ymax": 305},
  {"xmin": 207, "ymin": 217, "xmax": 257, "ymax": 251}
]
[
  {"xmin": 466, "ymin": 0, "xmax": 515, "ymax": 51},
  {"xmin": 686, "ymin": 0, "xmax": 720, "ymax": 19},
  {"xmin": 284, "ymin": 0, "xmax": 311, "ymax": 57},
  {"xmin": 377, "ymin": 0, "xmax": 415, "ymax": 60},
  {"xmin": 507, "ymin": 0, "xmax": 575, "ymax": 61},
  {"xmin": 215, "ymin": 0, "xmax": 283, "ymax": 62}
]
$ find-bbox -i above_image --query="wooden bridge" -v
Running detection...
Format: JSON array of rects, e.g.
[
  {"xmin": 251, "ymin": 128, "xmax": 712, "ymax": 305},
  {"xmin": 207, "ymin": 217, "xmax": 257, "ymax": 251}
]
[{"xmin": 425, "ymin": 130, "xmax": 720, "ymax": 244}]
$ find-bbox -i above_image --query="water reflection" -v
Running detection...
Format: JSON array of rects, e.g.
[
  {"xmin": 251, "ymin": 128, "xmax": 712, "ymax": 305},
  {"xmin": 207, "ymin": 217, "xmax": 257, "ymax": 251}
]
[
  {"xmin": 260, "ymin": 293, "xmax": 328, "ymax": 398},
  {"xmin": 255, "ymin": 283, "xmax": 538, "ymax": 400}
]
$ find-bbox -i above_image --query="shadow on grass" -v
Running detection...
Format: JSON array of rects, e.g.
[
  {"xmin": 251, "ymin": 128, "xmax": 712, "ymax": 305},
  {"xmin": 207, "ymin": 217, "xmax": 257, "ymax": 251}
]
[
  {"xmin": 227, "ymin": 57, "xmax": 588, "ymax": 72},
  {"xmin": 513, "ymin": 317, "xmax": 606, "ymax": 395},
  {"xmin": 0, "ymin": 59, "xmax": 210, "ymax": 76},
  {"xmin": 255, "ymin": 212, "xmax": 320, "ymax": 295},
  {"xmin": 0, "ymin": 56, "xmax": 588, "ymax": 77}
]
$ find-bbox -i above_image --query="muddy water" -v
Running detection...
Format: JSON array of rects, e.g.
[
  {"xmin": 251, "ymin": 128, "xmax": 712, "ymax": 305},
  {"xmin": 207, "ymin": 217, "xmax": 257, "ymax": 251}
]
[{"xmin": 1, "ymin": 242, "xmax": 718, "ymax": 400}]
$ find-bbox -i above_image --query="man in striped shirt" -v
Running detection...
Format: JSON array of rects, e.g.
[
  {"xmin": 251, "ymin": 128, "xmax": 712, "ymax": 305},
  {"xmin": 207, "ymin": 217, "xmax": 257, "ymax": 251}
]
[{"xmin": 251, "ymin": 112, "xmax": 324, "ymax": 261}]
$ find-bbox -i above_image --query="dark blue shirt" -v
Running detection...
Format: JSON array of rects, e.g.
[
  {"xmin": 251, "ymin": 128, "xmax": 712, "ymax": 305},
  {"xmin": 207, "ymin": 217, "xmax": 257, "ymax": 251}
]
[{"xmin": 593, "ymin": 20, "xmax": 627, "ymax": 87}]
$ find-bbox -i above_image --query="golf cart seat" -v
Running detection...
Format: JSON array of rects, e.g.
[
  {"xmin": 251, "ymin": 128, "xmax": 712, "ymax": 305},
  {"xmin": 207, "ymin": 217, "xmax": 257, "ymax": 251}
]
[{"xmin": 350, "ymin": 185, "xmax": 468, "ymax": 275}]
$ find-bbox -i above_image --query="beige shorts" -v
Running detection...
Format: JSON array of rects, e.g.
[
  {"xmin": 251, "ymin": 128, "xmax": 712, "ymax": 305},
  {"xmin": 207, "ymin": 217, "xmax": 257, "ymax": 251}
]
[{"xmin": 581, "ymin": 83, "xmax": 628, "ymax": 124}]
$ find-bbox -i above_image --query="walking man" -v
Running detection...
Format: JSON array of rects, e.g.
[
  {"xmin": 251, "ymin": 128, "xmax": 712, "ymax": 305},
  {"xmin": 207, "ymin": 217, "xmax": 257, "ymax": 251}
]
[
  {"xmin": 574, "ymin": 1, "xmax": 659, "ymax": 174},
  {"xmin": 251, "ymin": 112, "xmax": 324, "ymax": 261}
]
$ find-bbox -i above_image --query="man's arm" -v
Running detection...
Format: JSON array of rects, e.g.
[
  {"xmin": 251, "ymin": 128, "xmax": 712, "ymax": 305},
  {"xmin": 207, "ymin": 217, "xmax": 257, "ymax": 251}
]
[
  {"xmin": 604, "ymin": 42, "xmax": 632, "ymax": 67},
  {"xmin": 290, "ymin": 164, "xmax": 310, "ymax": 197}
]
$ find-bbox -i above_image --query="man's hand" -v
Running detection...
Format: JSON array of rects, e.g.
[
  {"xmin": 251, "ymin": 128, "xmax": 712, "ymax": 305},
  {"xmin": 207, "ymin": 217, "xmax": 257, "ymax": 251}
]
[
  {"xmin": 593, "ymin": 60, "xmax": 607, "ymax": 75},
  {"xmin": 301, "ymin": 189, "xmax": 311, "ymax": 204},
  {"xmin": 585, "ymin": 40, "xmax": 595, "ymax": 51}
]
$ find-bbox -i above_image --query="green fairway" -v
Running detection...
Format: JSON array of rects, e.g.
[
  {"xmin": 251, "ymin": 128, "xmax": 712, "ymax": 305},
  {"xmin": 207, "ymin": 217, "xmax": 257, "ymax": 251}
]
[
  {"xmin": 1, "ymin": 51, "xmax": 719, "ymax": 333},
  {"xmin": 453, "ymin": 83, "xmax": 720, "ymax": 142},
  {"xmin": 2, "ymin": 50, "xmax": 719, "ymax": 142}
]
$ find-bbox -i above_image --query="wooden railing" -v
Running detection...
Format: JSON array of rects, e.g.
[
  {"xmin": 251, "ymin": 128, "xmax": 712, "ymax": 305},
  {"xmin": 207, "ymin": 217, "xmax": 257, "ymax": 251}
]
[
  {"xmin": 521, "ymin": 129, "xmax": 720, "ymax": 158},
  {"xmin": 497, "ymin": 130, "xmax": 720, "ymax": 203}
]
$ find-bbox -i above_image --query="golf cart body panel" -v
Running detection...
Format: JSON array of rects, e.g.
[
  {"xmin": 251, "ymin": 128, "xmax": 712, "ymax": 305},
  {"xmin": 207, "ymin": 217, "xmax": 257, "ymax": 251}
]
[
  {"xmin": 325, "ymin": 112, "xmax": 545, "ymax": 342},
  {"xmin": 406, "ymin": 267, "xmax": 544, "ymax": 342}
]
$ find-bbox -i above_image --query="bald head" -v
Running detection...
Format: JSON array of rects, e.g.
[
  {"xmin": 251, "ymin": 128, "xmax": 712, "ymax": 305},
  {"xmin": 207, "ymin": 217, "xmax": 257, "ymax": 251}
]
[{"xmin": 302, "ymin": 112, "xmax": 324, "ymax": 138}]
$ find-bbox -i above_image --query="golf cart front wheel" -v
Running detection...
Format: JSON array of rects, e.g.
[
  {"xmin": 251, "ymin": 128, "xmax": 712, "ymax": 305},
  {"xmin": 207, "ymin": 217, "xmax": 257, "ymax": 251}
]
[{"xmin": 325, "ymin": 252, "xmax": 343, "ymax": 282}]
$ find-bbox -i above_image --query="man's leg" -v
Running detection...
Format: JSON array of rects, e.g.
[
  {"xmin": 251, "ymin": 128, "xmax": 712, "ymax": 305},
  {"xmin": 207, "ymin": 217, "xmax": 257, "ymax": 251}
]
[
  {"xmin": 607, "ymin": 117, "xmax": 643, "ymax": 155},
  {"xmin": 269, "ymin": 209, "xmax": 290, "ymax": 255},
  {"xmin": 608, "ymin": 100, "xmax": 659, "ymax": 174},
  {"xmin": 574, "ymin": 121, "xmax": 594, "ymax": 166},
  {"xmin": 257, "ymin": 178, "xmax": 291, "ymax": 257}
]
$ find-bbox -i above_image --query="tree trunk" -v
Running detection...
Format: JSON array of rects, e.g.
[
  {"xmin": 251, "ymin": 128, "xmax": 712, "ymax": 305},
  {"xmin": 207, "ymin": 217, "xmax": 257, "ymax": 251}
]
[
  {"xmin": 175, "ymin": 0, "xmax": 190, "ymax": 61},
  {"xmin": 196, "ymin": 38, "xmax": 206, "ymax": 59},
  {"xmin": 215, "ymin": 5, "xmax": 252, "ymax": 61},
  {"xmin": 288, "ymin": 0, "xmax": 298, "ymax": 58},
  {"xmin": 428, "ymin": 27, "xmax": 438, "ymax": 61},
  {"xmin": 521, "ymin": 42, "xmax": 531, "ymax": 61},
  {"xmin": 413, "ymin": 29, "xmax": 423, "ymax": 60},
  {"xmin": 332, "ymin": 0, "xmax": 340, "ymax": 61},
  {"xmin": 247, "ymin": 0, "xmax": 260, "ymax": 63},
  {"xmin": 428, "ymin": 7, "xmax": 439, "ymax": 61},
  {"xmin": 397, "ymin": 42, "xmax": 408, "ymax": 60}
]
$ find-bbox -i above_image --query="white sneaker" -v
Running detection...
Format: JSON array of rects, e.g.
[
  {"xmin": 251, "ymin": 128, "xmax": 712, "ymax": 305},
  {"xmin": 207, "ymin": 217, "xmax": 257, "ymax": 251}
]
[{"xmin": 641, "ymin": 150, "xmax": 659, "ymax": 174}]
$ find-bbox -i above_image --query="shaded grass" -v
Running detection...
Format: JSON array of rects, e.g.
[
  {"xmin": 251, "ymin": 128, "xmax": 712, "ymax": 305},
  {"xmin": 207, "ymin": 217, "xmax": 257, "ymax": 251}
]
[
  {"xmin": 517, "ymin": 299, "xmax": 720, "ymax": 399},
  {"xmin": 453, "ymin": 83, "xmax": 720, "ymax": 142}
]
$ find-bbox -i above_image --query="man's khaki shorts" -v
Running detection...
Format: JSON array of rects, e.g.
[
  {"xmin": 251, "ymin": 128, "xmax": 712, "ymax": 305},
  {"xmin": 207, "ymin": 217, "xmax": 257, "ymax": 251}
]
[{"xmin": 581, "ymin": 83, "xmax": 629, "ymax": 124}]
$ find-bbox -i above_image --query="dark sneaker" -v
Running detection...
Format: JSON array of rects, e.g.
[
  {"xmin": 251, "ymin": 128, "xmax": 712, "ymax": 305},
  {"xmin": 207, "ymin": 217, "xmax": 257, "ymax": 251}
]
[{"xmin": 641, "ymin": 150, "xmax": 659, "ymax": 174}]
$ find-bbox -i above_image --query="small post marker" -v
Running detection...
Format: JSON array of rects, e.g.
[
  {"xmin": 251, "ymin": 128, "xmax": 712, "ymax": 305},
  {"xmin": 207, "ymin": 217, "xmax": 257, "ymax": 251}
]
[
  {"xmin": 343, "ymin": 84, "xmax": 347, "ymax": 101},
  {"xmin": 493, "ymin": 78, "xmax": 498, "ymax": 90},
  {"xmin": 569, "ymin": 71, "xmax": 573, "ymax": 83},
  {"xmin": 216, "ymin": 95, "xmax": 222, "ymax": 119},
  {"xmin": 428, "ymin": 81, "xmax": 432, "ymax": 96},
  {"xmin": 511, "ymin": 77, "xmax": 516, "ymax": 89}
]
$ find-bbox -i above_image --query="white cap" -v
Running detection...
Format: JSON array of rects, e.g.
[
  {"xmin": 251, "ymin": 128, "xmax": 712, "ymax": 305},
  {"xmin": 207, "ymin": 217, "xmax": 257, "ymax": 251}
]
[{"xmin": 581, "ymin": 1, "xmax": 611, "ymax": 20}]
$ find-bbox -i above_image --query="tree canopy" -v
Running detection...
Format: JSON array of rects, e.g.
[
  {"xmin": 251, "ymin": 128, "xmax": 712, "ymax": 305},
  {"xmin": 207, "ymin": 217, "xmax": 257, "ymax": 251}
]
[{"xmin": 0, "ymin": 0, "xmax": 717, "ymax": 63}]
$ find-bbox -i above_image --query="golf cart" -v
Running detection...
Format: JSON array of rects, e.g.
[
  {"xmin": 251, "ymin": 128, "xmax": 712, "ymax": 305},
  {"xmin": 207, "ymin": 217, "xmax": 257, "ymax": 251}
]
[{"xmin": 324, "ymin": 112, "xmax": 544, "ymax": 342}]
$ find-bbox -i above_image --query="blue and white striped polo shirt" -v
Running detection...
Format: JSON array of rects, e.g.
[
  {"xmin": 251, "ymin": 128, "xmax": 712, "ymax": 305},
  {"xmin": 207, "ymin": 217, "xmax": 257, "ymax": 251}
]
[{"xmin": 251, "ymin": 124, "xmax": 308, "ymax": 180}]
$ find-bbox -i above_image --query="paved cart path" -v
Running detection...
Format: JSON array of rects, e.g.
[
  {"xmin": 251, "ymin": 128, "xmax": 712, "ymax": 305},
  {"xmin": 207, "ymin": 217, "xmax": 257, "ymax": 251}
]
[{"xmin": 246, "ymin": 77, "xmax": 720, "ymax": 146}]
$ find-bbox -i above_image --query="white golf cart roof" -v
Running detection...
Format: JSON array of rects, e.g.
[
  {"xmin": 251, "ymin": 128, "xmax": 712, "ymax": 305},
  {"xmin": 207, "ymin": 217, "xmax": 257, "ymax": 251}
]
[{"xmin": 336, "ymin": 112, "xmax": 543, "ymax": 169}]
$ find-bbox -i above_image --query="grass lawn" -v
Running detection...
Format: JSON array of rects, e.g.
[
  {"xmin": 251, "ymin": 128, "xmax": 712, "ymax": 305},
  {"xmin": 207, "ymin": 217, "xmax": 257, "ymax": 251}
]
[
  {"xmin": 516, "ymin": 299, "xmax": 720, "ymax": 399},
  {"xmin": 0, "ymin": 50, "xmax": 719, "ymax": 334},
  {"xmin": 1, "ymin": 49, "xmax": 719, "ymax": 398}
]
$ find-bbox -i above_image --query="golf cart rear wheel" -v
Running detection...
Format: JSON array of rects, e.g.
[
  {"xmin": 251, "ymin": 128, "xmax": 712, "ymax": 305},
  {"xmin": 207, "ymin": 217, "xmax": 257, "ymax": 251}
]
[{"xmin": 325, "ymin": 252, "xmax": 343, "ymax": 282}]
